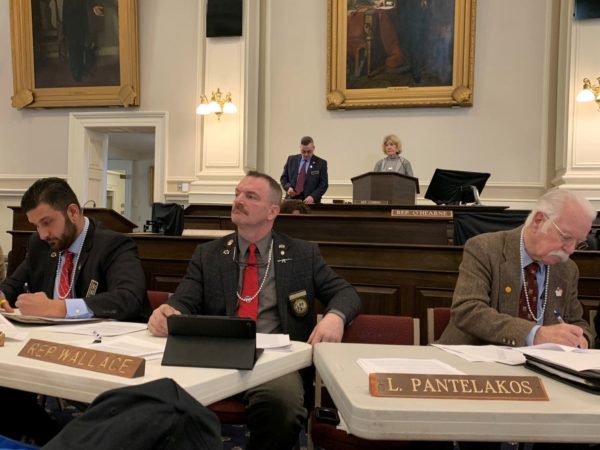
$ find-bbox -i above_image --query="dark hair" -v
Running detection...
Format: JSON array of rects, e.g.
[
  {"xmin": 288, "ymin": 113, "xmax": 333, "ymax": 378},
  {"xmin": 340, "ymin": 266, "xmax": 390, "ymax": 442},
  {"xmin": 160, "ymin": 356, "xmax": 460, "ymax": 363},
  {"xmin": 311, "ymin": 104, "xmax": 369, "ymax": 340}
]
[
  {"xmin": 280, "ymin": 199, "xmax": 311, "ymax": 214},
  {"xmin": 300, "ymin": 136, "xmax": 314, "ymax": 146},
  {"xmin": 21, "ymin": 177, "xmax": 81, "ymax": 213},
  {"xmin": 246, "ymin": 171, "xmax": 283, "ymax": 205}
]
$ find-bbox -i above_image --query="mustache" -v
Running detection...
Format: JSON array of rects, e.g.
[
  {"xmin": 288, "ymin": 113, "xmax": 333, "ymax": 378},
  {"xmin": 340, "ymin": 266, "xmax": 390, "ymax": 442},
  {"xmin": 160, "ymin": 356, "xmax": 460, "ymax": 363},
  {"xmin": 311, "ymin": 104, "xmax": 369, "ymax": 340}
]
[
  {"xmin": 232, "ymin": 203, "xmax": 248, "ymax": 215},
  {"xmin": 548, "ymin": 250, "xmax": 569, "ymax": 263}
]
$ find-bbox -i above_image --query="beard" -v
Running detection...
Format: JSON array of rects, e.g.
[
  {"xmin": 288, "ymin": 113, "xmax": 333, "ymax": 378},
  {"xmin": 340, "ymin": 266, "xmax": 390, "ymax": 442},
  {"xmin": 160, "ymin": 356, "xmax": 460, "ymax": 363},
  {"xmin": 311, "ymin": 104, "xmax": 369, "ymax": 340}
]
[{"xmin": 46, "ymin": 216, "xmax": 78, "ymax": 251}]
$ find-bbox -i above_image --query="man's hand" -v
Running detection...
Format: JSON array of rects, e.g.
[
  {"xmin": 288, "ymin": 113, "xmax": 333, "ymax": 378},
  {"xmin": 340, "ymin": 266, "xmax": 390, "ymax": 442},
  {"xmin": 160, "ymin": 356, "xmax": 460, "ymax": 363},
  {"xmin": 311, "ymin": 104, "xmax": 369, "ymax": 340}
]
[
  {"xmin": 0, "ymin": 296, "xmax": 13, "ymax": 313},
  {"xmin": 16, "ymin": 292, "xmax": 66, "ymax": 318},
  {"xmin": 308, "ymin": 313, "xmax": 344, "ymax": 344},
  {"xmin": 287, "ymin": 187, "xmax": 298, "ymax": 197},
  {"xmin": 303, "ymin": 195, "xmax": 315, "ymax": 205},
  {"xmin": 147, "ymin": 303, "xmax": 181, "ymax": 337},
  {"xmin": 534, "ymin": 323, "xmax": 588, "ymax": 348}
]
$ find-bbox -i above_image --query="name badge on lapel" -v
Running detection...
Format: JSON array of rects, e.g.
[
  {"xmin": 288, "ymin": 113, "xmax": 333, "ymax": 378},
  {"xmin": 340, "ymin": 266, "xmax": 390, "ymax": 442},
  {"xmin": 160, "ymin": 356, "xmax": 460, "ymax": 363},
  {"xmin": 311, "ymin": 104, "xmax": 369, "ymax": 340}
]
[
  {"xmin": 310, "ymin": 170, "xmax": 319, "ymax": 175},
  {"xmin": 86, "ymin": 280, "xmax": 99, "ymax": 298},
  {"xmin": 288, "ymin": 290, "xmax": 309, "ymax": 318}
]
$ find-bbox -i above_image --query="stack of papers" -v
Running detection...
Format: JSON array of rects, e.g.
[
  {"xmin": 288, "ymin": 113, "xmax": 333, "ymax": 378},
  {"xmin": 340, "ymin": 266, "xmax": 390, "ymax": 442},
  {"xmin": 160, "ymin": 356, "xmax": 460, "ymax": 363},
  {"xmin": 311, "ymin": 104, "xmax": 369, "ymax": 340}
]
[
  {"xmin": 256, "ymin": 333, "xmax": 292, "ymax": 352},
  {"xmin": 433, "ymin": 344, "xmax": 526, "ymax": 365},
  {"xmin": 518, "ymin": 344, "xmax": 600, "ymax": 372},
  {"xmin": 2, "ymin": 309, "xmax": 101, "ymax": 325}
]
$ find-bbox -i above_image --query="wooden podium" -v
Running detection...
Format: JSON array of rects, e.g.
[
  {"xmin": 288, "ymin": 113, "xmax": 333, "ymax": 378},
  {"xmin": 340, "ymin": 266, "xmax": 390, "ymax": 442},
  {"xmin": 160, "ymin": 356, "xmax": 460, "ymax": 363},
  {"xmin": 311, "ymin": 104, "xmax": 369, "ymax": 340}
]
[{"xmin": 351, "ymin": 172, "xmax": 420, "ymax": 205}]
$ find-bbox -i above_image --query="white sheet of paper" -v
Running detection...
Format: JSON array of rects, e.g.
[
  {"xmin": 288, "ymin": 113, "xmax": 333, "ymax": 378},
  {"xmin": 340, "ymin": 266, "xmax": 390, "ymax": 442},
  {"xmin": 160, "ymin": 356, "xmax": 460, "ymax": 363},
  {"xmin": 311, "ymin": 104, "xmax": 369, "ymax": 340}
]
[
  {"xmin": 432, "ymin": 344, "xmax": 527, "ymax": 365},
  {"xmin": 517, "ymin": 347, "xmax": 600, "ymax": 372},
  {"xmin": 50, "ymin": 321, "xmax": 147, "ymax": 337},
  {"xmin": 74, "ymin": 335, "xmax": 166, "ymax": 360},
  {"xmin": 0, "ymin": 313, "xmax": 27, "ymax": 340},
  {"xmin": 356, "ymin": 358, "xmax": 464, "ymax": 375},
  {"xmin": 256, "ymin": 333, "xmax": 292, "ymax": 351}
]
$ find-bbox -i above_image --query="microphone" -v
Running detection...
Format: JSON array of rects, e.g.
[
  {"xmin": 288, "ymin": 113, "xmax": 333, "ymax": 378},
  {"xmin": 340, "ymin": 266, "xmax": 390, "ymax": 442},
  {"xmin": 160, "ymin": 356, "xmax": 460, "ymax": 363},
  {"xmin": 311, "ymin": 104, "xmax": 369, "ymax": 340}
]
[{"xmin": 82, "ymin": 200, "xmax": 96, "ymax": 213}]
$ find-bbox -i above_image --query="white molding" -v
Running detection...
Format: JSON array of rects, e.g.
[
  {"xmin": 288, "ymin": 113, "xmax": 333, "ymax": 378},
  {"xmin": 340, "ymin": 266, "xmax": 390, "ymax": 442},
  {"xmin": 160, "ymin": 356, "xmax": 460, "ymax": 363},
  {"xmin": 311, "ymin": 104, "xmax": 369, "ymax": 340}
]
[{"xmin": 68, "ymin": 111, "xmax": 168, "ymax": 203}]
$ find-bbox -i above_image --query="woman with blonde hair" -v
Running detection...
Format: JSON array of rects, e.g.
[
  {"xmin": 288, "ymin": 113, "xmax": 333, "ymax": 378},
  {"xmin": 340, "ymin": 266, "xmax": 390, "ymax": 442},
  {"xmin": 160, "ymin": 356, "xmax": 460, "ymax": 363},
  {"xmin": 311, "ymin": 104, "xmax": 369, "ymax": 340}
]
[{"xmin": 373, "ymin": 134, "xmax": 413, "ymax": 177}]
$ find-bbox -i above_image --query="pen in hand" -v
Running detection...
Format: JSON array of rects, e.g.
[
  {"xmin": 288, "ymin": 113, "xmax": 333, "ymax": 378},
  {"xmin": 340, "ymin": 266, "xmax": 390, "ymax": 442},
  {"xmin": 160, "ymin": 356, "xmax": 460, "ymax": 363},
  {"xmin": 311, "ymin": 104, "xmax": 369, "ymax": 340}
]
[
  {"xmin": 553, "ymin": 310, "xmax": 581, "ymax": 348},
  {"xmin": 553, "ymin": 310, "xmax": 565, "ymax": 324}
]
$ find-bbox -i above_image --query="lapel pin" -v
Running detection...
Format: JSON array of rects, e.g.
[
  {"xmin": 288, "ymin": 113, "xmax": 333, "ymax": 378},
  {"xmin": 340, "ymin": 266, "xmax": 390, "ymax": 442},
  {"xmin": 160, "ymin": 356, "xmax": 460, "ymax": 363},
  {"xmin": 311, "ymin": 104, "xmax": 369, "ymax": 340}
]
[
  {"xmin": 223, "ymin": 250, "xmax": 230, "ymax": 255},
  {"xmin": 555, "ymin": 287, "xmax": 563, "ymax": 297},
  {"xmin": 50, "ymin": 252, "xmax": 57, "ymax": 258},
  {"xmin": 227, "ymin": 239, "xmax": 234, "ymax": 246},
  {"xmin": 505, "ymin": 286, "xmax": 512, "ymax": 294}
]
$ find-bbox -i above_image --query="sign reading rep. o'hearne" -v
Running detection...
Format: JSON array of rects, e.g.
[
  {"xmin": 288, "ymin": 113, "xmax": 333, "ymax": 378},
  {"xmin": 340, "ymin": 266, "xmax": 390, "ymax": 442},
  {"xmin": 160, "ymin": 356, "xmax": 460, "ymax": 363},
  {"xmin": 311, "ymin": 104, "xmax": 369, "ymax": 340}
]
[
  {"xmin": 19, "ymin": 339, "xmax": 145, "ymax": 378},
  {"xmin": 369, "ymin": 373, "xmax": 548, "ymax": 401}
]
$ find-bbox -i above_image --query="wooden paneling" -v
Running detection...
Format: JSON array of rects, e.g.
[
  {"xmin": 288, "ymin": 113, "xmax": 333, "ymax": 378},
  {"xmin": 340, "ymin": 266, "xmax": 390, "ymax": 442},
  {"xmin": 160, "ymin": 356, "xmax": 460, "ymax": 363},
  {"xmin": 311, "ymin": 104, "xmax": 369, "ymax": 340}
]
[{"xmin": 7, "ymin": 206, "xmax": 600, "ymax": 345}]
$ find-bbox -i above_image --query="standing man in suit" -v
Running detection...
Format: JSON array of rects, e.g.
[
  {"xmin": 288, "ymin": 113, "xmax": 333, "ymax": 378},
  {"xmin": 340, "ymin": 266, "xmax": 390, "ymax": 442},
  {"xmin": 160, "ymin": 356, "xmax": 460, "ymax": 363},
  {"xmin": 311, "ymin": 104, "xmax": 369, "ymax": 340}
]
[
  {"xmin": 0, "ymin": 177, "xmax": 149, "ymax": 445},
  {"xmin": 280, "ymin": 136, "xmax": 328, "ymax": 204},
  {"xmin": 439, "ymin": 189, "xmax": 594, "ymax": 349},
  {"xmin": 148, "ymin": 171, "xmax": 361, "ymax": 450}
]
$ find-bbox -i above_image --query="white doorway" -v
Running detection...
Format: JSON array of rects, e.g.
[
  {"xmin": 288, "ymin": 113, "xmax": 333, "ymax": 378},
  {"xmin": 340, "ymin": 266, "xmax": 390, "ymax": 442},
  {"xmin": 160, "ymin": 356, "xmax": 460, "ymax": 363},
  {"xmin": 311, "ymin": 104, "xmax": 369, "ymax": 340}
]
[{"xmin": 67, "ymin": 112, "xmax": 168, "ymax": 230}]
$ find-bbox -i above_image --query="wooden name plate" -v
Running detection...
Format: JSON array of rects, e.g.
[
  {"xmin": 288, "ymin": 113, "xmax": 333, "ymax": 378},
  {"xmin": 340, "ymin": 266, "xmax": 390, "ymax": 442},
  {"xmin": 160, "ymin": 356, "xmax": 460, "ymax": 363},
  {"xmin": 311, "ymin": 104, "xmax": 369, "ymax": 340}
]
[
  {"xmin": 391, "ymin": 209, "xmax": 453, "ymax": 219},
  {"xmin": 18, "ymin": 339, "xmax": 145, "ymax": 378},
  {"xmin": 369, "ymin": 373, "xmax": 548, "ymax": 401}
]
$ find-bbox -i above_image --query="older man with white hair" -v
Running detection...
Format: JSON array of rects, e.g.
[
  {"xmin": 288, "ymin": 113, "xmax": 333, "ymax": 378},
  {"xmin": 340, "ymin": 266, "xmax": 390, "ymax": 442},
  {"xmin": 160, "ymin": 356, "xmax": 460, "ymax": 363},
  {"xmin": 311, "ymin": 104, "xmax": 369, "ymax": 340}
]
[{"xmin": 439, "ymin": 188, "xmax": 595, "ymax": 348}]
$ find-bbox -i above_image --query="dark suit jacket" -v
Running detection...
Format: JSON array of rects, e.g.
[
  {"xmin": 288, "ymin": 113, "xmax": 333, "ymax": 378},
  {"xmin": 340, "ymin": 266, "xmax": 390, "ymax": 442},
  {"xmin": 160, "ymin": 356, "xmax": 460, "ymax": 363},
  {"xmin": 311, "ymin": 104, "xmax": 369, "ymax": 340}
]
[
  {"xmin": 168, "ymin": 231, "xmax": 361, "ymax": 342},
  {"xmin": 0, "ymin": 219, "xmax": 150, "ymax": 321},
  {"xmin": 438, "ymin": 226, "xmax": 591, "ymax": 347},
  {"xmin": 280, "ymin": 155, "xmax": 328, "ymax": 203}
]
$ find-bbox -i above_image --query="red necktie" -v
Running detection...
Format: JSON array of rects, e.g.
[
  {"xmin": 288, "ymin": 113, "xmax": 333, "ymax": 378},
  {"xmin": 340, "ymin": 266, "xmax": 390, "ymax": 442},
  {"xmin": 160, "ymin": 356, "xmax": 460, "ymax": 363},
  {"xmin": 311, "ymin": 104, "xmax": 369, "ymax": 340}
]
[
  {"xmin": 295, "ymin": 160, "xmax": 307, "ymax": 194},
  {"xmin": 238, "ymin": 244, "xmax": 259, "ymax": 321},
  {"xmin": 519, "ymin": 262, "xmax": 539, "ymax": 321},
  {"xmin": 58, "ymin": 250, "xmax": 74, "ymax": 299}
]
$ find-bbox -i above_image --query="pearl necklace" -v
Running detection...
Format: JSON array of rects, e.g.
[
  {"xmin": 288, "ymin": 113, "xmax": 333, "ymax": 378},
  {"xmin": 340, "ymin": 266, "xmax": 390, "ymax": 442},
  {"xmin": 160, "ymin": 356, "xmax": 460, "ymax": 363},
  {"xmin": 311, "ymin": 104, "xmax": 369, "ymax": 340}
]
[
  {"xmin": 236, "ymin": 240, "xmax": 273, "ymax": 304},
  {"xmin": 520, "ymin": 231, "xmax": 549, "ymax": 322},
  {"xmin": 55, "ymin": 219, "xmax": 89, "ymax": 300}
]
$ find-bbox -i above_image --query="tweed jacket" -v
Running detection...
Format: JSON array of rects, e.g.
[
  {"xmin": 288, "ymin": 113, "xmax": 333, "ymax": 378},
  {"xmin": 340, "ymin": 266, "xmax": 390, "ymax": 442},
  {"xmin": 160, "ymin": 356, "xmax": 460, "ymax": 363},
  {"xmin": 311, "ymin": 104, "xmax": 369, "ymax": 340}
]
[
  {"xmin": 0, "ymin": 219, "xmax": 150, "ymax": 321},
  {"xmin": 168, "ymin": 231, "xmax": 361, "ymax": 342},
  {"xmin": 280, "ymin": 154, "xmax": 328, "ymax": 203},
  {"xmin": 437, "ymin": 226, "xmax": 591, "ymax": 347}
]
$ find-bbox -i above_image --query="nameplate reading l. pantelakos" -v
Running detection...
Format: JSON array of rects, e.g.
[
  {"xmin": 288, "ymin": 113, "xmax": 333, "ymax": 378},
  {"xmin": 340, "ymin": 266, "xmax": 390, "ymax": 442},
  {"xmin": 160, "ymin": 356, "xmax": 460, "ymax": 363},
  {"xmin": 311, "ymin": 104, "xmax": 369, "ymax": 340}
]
[
  {"xmin": 18, "ymin": 339, "xmax": 145, "ymax": 378},
  {"xmin": 369, "ymin": 373, "xmax": 548, "ymax": 401},
  {"xmin": 391, "ymin": 209, "xmax": 453, "ymax": 219}
]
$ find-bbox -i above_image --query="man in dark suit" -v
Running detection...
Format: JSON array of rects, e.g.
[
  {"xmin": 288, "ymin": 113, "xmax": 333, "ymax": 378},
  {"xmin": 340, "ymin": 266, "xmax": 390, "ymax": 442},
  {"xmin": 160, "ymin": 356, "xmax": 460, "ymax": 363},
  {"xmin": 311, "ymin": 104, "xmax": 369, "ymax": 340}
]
[
  {"xmin": 0, "ymin": 177, "xmax": 149, "ymax": 445},
  {"xmin": 149, "ymin": 171, "xmax": 361, "ymax": 450},
  {"xmin": 0, "ymin": 177, "xmax": 149, "ymax": 321},
  {"xmin": 280, "ymin": 136, "xmax": 328, "ymax": 204}
]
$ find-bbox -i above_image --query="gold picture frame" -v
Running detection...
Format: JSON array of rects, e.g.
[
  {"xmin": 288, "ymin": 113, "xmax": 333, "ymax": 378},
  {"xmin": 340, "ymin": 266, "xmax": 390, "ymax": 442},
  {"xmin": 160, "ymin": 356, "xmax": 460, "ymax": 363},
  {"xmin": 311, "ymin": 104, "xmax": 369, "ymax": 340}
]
[
  {"xmin": 327, "ymin": 0, "xmax": 476, "ymax": 110},
  {"xmin": 9, "ymin": 0, "xmax": 139, "ymax": 109}
]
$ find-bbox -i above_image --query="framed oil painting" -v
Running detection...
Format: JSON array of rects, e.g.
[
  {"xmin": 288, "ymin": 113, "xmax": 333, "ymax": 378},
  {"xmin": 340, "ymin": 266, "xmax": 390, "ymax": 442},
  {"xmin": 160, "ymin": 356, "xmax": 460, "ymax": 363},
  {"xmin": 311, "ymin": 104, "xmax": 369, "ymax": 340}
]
[
  {"xmin": 9, "ymin": 0, "xmax": 139, "ymax": 109},
  {"xmin": 327, "ymin": 0, "xmax": 476, "ymax": 110}
]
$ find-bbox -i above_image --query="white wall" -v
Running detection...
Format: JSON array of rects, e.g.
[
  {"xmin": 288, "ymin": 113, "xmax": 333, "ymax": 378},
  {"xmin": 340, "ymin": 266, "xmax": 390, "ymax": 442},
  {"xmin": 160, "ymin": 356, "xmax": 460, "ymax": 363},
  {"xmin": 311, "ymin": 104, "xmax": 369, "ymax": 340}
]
[
  {"xmin": 263, "ymin": 0, "xmax": 557, "ymax": 204},
  {"xmin": 1, "ymin": 0, "xmax": 599, "ymax": 255}
]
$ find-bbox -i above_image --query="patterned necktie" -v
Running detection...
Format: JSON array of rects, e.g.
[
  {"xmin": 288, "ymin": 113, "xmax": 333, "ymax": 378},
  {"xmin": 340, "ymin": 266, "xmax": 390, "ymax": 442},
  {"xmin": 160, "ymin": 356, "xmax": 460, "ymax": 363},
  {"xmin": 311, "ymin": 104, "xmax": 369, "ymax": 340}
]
[
  {"xmin": 238, "ymin": 244, "xmax": 259, "ymax": 321},
  {"xmin": 519, "ymin": 262, "xmax": 539, "ymax": 321},
  {"xmin": 295, "ymin": 159, "xmax": 307, "ymax": 195},
  {"xmin": 58, "ymin": 250, "xmax": 75, "ymax": 299}
]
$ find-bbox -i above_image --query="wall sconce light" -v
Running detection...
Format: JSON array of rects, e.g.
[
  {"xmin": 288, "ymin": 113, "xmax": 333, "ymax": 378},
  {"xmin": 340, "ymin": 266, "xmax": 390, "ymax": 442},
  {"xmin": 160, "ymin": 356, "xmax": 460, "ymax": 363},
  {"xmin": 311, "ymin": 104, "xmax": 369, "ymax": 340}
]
[
  {"xmin": 576, "ymin": 77, "xmax": 600, "ymax": 110},
  {"xmin": 196, "ymin": 88, "xmax": 237, "ymax": 120}
]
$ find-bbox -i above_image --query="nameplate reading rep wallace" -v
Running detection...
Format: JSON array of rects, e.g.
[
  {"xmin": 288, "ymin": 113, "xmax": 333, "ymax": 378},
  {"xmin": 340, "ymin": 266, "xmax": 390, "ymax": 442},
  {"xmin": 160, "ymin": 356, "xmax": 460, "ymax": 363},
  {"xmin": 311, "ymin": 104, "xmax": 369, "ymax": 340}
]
[
  {"xmin": 369, "ymin": 373, "xmax": 548, "ymax": 401},
  {"xmin": 19, "ymin": 339, "xmax": 145, "ymax": 378}
]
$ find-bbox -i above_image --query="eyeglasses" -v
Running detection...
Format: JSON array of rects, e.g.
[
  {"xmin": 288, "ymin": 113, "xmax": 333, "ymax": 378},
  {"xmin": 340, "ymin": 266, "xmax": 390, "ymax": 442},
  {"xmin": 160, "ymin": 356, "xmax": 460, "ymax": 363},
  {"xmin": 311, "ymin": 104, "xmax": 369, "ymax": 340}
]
[{"xmin": 549, "ymin": 220, "xmax": 589, "ymax": 250}]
